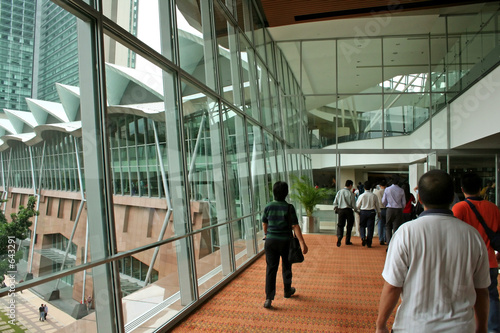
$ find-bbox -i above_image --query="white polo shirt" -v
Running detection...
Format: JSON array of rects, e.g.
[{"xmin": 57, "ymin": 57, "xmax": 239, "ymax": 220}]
[{"xmin": 382, "ymin": 210, "xmax": 490, "ymax": 332}]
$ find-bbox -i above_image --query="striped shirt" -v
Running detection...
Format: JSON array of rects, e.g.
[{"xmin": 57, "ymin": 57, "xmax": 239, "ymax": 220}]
[{"xmin": 262, "ymin": 200, "xmax": 298, "ymax": 240}]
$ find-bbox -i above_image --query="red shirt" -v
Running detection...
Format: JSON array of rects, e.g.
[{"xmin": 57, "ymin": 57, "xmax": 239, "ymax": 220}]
[
  {"xmin": 453, "ymin": 198, "xmax": 500, "ymax": 268},
  {"xmin": 403, "ymin": 194, "xmax": 415, "ymax": 214}
]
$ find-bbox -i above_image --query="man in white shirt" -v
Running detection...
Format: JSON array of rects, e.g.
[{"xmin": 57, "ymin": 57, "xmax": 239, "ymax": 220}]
[
  {"xmin": 376, "ymin": 170, "xmax": 490, "ymax": 333},
  {"xmin": 356, "ymin": 181, "xmax": 380, "ymax": 248},
  {"xmin": 333, "ymin": 180, "xmax": 356, "ymax": 247}
]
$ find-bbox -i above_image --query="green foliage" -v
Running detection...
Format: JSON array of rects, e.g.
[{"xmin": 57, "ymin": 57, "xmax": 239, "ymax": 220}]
[
  {"xmin": 290, "ymin": 175, "xmax": 334, "ymax": 217},
  {"xmin": 0, "ymin": 196, "xmax": 38, "ymax": 257}
]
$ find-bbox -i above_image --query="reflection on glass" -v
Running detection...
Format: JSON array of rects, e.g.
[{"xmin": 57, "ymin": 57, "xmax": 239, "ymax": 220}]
[
  {"xmin": 232, "ymin": 217, "xmax": 257, "ymax": 269},
  {"xmin": 223, "ymin": 107, "xmax": 252, "ymax": 220},
  {"xmin": 251, "ymin": 1, "xmax": 265, "ymax": 60},
  {"xmin": 118, "ymin": 246, "xmax": 181, "ymax": 332},
  {"xmin": 214, "ymin": 0, "xmax": 240, "ymax": 106},
  {"xmin": 337, "ymin": 95, "xmax": 383, "ymax": 145},
  {"xmin": 275, "ymin": 42, "xmax": 300, "ymax": 96},
  {"xmin": 247, "ymin": 122, "xmax": 268, "ymax": 213},
  {"xmin": 384, "ymin": 93, "xmax": 430, "ymax": 137},
  {"xmin": 258, "ymin": 58, "xmax": 272, "ymax": 128},
  {"xmin": 182, "ymin": 81, "xmax": 229, "ymax": 227},
  {"xmin": 195, "ymin": 223, "xmax": 233, "ymax": 297},
  {"xmin": 176, "ymin": 2, "xmax": 214, "ymax": 89},
  {"xmin": 240, "ymin": 36, "xmax": 260, "ymax": 120}
]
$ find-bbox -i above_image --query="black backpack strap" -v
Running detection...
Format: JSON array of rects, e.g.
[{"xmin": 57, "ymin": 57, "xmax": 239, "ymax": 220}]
[{"xmin": 465, "ymin": 198, "xmax": 495, "ymax": 240}]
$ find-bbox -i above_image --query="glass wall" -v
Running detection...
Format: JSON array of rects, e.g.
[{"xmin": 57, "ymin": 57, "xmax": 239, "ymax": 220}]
[
  {"xmin": 278, "ymin": 4, "xmax": 500, "ymax": 149},
  {"xmin": 0, "ymin": 1, "xmax": 498, "ymax": 332},
  {"xmin": 0, "ymin": 0, "xmax": 308, "ymax": 332}
]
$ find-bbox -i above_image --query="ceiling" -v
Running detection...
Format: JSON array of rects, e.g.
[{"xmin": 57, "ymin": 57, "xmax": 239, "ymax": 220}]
[{"xmin": 258, "ymin": 0, "xmax": 498, "ymax": 28}]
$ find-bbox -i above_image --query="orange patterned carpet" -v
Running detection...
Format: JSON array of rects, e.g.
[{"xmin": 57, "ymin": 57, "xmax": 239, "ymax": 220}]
[{"xmin": 172, "ymin": 234, "xmax": 395, "ymax": 332}]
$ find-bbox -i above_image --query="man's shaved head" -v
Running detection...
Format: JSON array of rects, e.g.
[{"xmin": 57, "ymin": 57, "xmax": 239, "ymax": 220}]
[{"xmin": 418, "ymin": 170, "xmax": 454, "ymax": 209}]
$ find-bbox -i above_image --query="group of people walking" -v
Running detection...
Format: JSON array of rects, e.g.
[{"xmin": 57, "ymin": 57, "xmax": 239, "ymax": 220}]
[
  {"xmin": 261, "ymin": 171, "xmax": 500, "ymax": 332},
  {"xmin": 333, "ymin": 177, "xmax": 420, "ymax": 249}
]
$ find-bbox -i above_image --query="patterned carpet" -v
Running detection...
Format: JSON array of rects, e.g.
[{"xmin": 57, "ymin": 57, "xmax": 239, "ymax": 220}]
[{"xmin": 172, "ymin": 234, "xmax": 395, "ymax": 332}]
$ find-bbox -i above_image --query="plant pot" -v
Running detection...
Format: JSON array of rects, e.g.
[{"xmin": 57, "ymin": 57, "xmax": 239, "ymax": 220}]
[{"xmin": 302, "ymin": 216, "xmax": 319, "ymax": 233}]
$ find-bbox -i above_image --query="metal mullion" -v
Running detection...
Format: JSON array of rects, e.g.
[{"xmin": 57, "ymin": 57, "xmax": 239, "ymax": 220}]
[
  {"xmin": 76, "ymin": 6, "xmax": 125, "ymax": 331},
  {"xmin": 160, "ymin": 0, "xmax": 198, "ymax": 307}
]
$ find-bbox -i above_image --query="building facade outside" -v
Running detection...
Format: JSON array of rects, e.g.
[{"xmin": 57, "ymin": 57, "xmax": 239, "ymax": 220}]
[{"xmin": 0, "ymin": 1, "xmax": 498, "ymax": 332}]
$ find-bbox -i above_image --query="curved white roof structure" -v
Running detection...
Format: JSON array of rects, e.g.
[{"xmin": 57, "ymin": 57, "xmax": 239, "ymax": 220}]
[{"xmin": 0, "ymin": 62, "xmax": 173, "ymax": 151}]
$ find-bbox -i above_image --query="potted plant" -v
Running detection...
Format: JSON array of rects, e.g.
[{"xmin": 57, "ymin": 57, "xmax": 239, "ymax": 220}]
[{"xmin": 290, "ymin": 175, "xmax": 333, "ymax": 233}]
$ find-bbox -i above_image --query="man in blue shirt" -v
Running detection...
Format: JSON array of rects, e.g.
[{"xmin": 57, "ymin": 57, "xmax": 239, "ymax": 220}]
[{"xmin": 382, "ymin": 179, "xmax": 406, "ymax": 246}]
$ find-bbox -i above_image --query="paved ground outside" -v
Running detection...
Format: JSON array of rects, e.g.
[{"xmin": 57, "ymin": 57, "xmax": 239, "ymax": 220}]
[{"xmin": 0, "ymin": 289, "xmax": 76, "ymax": 332}]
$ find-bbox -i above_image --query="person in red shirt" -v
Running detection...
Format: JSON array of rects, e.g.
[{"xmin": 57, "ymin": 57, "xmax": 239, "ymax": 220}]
[
  {"xmin": 402, "ymin": 183, "xmax": 416, "ymax": 222},
  {"xmin": 453, "ymin": 172, "xmax": 500, "ymax": 333}
]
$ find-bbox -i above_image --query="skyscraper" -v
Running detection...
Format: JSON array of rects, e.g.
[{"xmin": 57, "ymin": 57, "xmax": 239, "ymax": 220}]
[
  {"xmin": 33, "ymin": 0, "xmax": 79, "ymax": 102},
  {"xmin": 0, "ymin": 0, "xmax": 36, "ymax": 112}
]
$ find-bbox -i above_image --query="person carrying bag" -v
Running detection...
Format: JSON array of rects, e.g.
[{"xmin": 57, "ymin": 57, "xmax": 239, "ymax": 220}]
[
  {"xmin": 288, "ymin": 204, "xmax": 305, "ymax": 264},
  {"xmin": 262, "ymin": 181, "xmax": 308, "ymax": 309}
]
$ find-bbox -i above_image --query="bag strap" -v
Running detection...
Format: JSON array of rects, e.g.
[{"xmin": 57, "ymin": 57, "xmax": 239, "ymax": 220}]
[
  {"xmin": 287, "ymin": 204, "xmax": 296, "ymax": 238},
  {"xmin": 465, "ymin": 198, "xmax": 495, "ymax": 240}
]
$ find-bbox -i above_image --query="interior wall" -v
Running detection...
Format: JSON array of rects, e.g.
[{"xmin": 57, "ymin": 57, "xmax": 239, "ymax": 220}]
[{"xmin": 450, "ymin": 66, "xmax": 500, "ymax": 148}]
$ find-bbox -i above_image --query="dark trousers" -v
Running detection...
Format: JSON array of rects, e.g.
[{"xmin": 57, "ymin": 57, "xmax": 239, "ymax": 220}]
[
  {"xmin": 489, "ymin": 267, "xmax": 500, "ymax": 332},
  {"xmin": 386, "ymin": 207, "xmax": 403, "ymax": 245},
  {"xmin": 378, "ymin": 208, "xmax": 387, "ymax": 242},
  {"xmin": 359, "ymin": 210, "xmax": 376, "ymax": 246},
  {"xmin": 265, "ymin": 238, "xmax": 292, "ymax": 300},
  {"xmin": 337, "ymin": 208, "xmax": 354, "ymax": 243}
]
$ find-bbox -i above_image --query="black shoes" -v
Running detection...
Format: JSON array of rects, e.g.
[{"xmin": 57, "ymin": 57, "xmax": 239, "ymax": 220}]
[
  {"xmin": 337, "ymin": 239, "xmax": 341, "ymax": 247},
  {"xmin": 346, "ymin": 241, "xmax": 353, "ymax": 245},
  {"xmin": 284, "ymin": 287, "xmax": 296, "ymax": 298},
  {"xmin": 380, "ymin": 241, "xmax": 386, "ymax": 245},
  {"xmin": 264, "ymin": 288, "xmax": 296, "ymax": 308},
  {"xmin": 362, "ymin": 238, "xmax": 366, "ymax": 246}
]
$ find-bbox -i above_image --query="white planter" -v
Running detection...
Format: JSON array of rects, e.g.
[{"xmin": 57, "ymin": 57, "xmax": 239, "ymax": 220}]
[{"xmin": 301, "ymin": 216, "xmax": 319, "ymax": 233}]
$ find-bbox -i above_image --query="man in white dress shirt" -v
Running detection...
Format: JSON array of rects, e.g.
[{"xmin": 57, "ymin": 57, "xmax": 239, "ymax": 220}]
[
  {"xmin": 376, "ymin": 170, "xmax": 490, "ymax": 333},
  {"xmin": 356, "ymin": 181, "xmax": 380, "ymax": 248},
  {"xmin": 333, "ymin": 180, "xmax": 356, "ymax": 247}
]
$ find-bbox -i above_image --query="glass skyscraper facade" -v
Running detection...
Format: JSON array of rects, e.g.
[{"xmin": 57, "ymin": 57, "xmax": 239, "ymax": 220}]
[
  {"xmin": 35, "ymin": 0, "xmax": 79, "ymax": 102},
  {"xmin": 0, "ymin": 1, "xmax": 499, "ymax": 332},
  {"xmin": 0, "ymin": 0, "xmax": 35, "ymax": 111}
]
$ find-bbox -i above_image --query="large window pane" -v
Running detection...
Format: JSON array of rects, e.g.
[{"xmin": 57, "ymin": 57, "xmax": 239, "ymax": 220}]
[
  {"xmin": 223, "ymin": 107, "xmax": 252, "ymax": 220},
  {"xmin": 302, "ymin": 40, "xmax": 336, "ymax": 94},
  {"xmin": 336, "ymin": 94, "xmax": 383, "ymax": 147},
  {"xmin": 338, "ymin": 38, "xmax": 382, "ymax": 94},
  {"xmin": 177, "ymin": 1, "xmax": 215, "ymax": 90},
  {"xmin": 247, "ymin": 122, "xmax": 267, "ymax": 213}
]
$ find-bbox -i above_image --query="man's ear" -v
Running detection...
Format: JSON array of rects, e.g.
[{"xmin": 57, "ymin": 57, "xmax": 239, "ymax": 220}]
[{"xmin": 418, "ymin": 193, "xmax": 423, "ymax": 204}]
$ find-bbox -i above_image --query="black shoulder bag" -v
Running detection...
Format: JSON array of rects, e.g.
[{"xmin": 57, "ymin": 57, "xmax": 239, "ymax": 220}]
[
  {"xmin": 465, "ymin": 199, "xmax": 500, "ymax": 251},
  {"xmin": 287, "ymin": 204, "xmax": 304, "ymax": 264}
]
